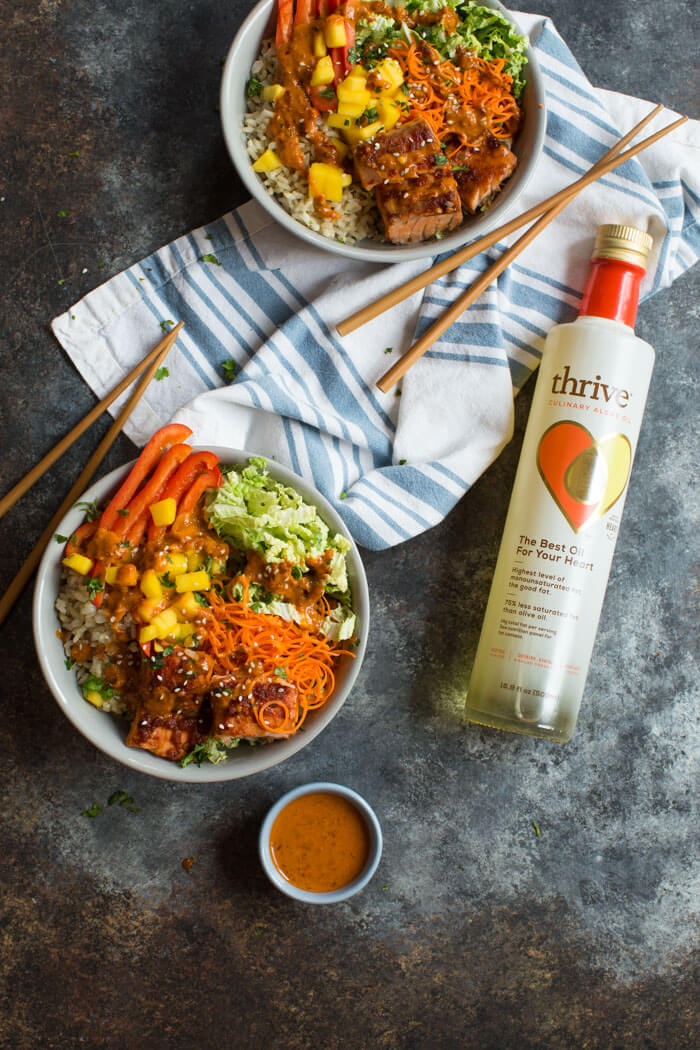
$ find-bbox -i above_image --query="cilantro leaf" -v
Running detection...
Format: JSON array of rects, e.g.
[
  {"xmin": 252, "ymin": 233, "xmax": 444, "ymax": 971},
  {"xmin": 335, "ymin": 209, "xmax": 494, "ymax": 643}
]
[
  {"xmin": 155, "ymin": 366, "xmax": 169, "ymax": 381},
  {"xmin": 201, "ymin": 253, "xmax": 221, "ymax": 266},
  {"xmin": 222, "ymin": 359, "xmax": 237, "ymax": 382},
  {"xmin": 81, "ymin": 803, "xmax": 101, "ymax": 818},
  {"xmin": 246, "ymin": 76, "xmax": 262, "ymax": 97},
  {"xmin": 75, "ymin": 499, "xmax": 99, "ymax": 522},
  {"xmin": 159, "ymin": 319, "xmax": 174, "ymax": 332}
]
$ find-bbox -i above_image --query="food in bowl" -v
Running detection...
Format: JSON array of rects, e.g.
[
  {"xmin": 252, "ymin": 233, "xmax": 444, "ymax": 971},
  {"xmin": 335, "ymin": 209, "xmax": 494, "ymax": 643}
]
[
  {"xmin": 244, "ymin": 0, "xmax": 529, "ymax": 245},
  {"xmin": 55, "ymin": 425, "xmax": 357, "ymax": 767}
]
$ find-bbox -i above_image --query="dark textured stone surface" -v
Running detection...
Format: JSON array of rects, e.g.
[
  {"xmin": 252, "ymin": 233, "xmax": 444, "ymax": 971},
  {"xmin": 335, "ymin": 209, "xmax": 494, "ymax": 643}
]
[{"xmin": 0, "ymin": 1, "xmax": 698, "ymax": 1047}]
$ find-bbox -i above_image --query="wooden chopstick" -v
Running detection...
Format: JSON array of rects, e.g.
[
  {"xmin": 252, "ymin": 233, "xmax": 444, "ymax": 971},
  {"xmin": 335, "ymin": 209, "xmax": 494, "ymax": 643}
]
[
  {"xmin": 377, "ymin": 112, "xmax": 687, "ymax": 392},
  {"xmin": 0, "ymin": 322, "xmax": 184, "ymax": 628},
  {"xmin": 0, "ymin": 333, "xmax": 182, "ymax": 521},
  {"xmin": 337, "ymin": 104, "xmax": 666, "ymax": 338}
]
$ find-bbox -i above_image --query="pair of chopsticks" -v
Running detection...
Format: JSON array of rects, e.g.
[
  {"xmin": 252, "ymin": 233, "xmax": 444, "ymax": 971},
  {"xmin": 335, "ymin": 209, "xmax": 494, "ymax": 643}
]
[
  {"xmin": 0, "ymin": 322, "xmax": 184, "ymax": 628},
  {"xmin": 335, "ymin": 106, "xmax": 687, "ymax": 392}
]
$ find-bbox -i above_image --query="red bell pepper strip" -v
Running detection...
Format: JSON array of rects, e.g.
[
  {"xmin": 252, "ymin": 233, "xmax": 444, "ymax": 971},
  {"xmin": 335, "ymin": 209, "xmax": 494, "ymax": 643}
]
[
  {"xmin": 64, "ymin": 521, "xmax": 97, "ymax": 557},
  {"xmin": 176, "ymin": 469, "xmax": 223, "ymax": 517},
  {"xmin": 112, "ymin": 443, "xmax": 193, "ymax": 544},
  {"xmin": 146, "ymin": 451, "xmax": 220, "ymax": 543},
  {"xmin": 294, "ymin": 0, "xmax": 312, "ymax": 26},
  {"xmin": 98, "ymin": 424, "xmax": 192, "ymax": 533},
  {"xmin": 276, "ymin": 0, "xmax": 295, "ymax": 47},
  {"xmin": 309, "ymin": 86, "xmax": 337, "ymax": 111}
]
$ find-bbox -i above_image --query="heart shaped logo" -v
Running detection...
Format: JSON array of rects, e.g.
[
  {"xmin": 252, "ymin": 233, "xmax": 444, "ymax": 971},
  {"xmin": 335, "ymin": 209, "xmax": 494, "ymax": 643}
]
[{"xmin": 537, "ymin": 421, "xmax": 631, "ymax": 533}]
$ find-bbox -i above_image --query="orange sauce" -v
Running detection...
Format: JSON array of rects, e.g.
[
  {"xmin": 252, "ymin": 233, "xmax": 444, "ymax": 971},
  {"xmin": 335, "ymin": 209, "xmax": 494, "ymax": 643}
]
[{"xmin": 269, "ymin": 792, "xmax": 371, "ymax": 893}]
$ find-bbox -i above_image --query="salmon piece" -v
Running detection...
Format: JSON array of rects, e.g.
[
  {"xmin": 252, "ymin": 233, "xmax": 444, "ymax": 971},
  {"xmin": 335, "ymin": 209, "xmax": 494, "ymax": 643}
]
[
  {"xmin": 210, "ymin": 676, "xmax": 299, "ymax": 739},
  {"xmin": 452, "ymin": 136, "xmax": 517, "ymax": 213},
  {"xmin": 354, "ymin": 118, "xmax": 440, "ymax": 191},
  {"xmin": 126, "ymin": 707, "xmax": 205, "ymax": 761},
  {"xmin": 375, "ymin": 171, "xmax": 463, "ymax": 244}
]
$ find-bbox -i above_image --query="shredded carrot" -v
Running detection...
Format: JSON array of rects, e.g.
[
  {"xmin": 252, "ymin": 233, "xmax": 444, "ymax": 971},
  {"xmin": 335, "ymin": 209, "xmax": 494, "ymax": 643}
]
[
  {"xmin": 199, "ymin": 583, "xmax": 354, "ymax": 735},
  {"xmin": 388, "ymin": 41, "xmax": 521, "ymax": 150}
]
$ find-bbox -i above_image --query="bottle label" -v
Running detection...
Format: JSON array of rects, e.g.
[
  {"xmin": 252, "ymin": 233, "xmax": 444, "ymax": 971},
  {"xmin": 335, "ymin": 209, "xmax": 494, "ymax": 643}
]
[{"xmin": 537, "ymin": 421, "xmax": 631, "ymax": 533}]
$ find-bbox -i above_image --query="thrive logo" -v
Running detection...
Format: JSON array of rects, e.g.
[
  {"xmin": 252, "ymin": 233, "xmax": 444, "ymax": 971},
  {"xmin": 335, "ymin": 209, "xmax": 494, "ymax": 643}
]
[{"xmin": 551, "ymin": 365, "xmax": 630, "ymax": 408}]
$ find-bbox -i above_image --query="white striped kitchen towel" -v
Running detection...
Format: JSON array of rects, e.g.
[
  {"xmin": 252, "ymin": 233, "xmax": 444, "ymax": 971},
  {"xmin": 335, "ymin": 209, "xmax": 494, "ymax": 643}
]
[{"xmin": 52, "ymin": 13, "xmax": 700, "ymax": 550}]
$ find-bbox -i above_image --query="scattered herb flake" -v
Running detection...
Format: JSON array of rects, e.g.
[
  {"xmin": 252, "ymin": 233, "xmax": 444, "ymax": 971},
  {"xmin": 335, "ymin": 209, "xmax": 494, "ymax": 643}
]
[
  {"xmin": 159, "ymin": 319, "xmax": 174, "ymax": 332},
  {"xmin": 222, "ymin": 359, "xmax": 237, "ymax": 382},
  {"xmin": 57, "ymin": 278, "xmax": 66, "ymax": 286},
  {"xmin": 98, "ymin": 261, "xmax": 107, "ymax": 269},
  {"xmin": 532, "ymin": 821, "xmax": 541, "ymax": 837},
  {"xmin": 193, "ymin": 592, "xmax": 210, "ymax": 607},
  {"xmin": 291, "ymin": 565, "xmax": 303, "ymax": 580},
  {"xmin": 201, "ymin": 253, "xmax": 221, "ymax": 266},
  {"xmin": 108, "ymin": 790, "xmax": 130, "ymax": 806},
  {"xmin": 246, "ymin": 76, "xmax": 263, "ymax": 97},
  {"xmin": 75, "ymin": 498, "xmax": 99, "ymax": 521},
  {"xmin": 116, "ymin": 508, "xmax": 129, "ymax": 517},
  {"xmin": 56, "ymin": 209, "xmax": 68, "ymax": 218},
  {"xmin": 274, "ymin": 667, "xmax": 288, "ymax": 678},
  {"xmin": 64, "ymin": 656, "xmax": 76, "ymax": 670},
  {"xmin": 384, "ymin": 347, "xmax": 393, "ymax": 354},
  {"xmin": 340, "ymin": 491, "xmax": 347, "ymax": 500},
  {"xmin": 81, "ymin": 803, "xmax": 101, "ymax": 818},
  {"xmin": 55, "ymin": 533, "xmax": 69, "ymax": 543},
  {"xmin": 399, "ymin": 458, "xmax": 407, "ymax": 465},
  {"xmin": 155, "ymin": 366, "xmax": 170, "ymax": 381},
  {"xmin": 68, "ymin": 150, "xmax": 80, "ymax": 157},
  {"xmin": 86, "ymin": 577, "xmax": 104, "ymax": 599},
  {"xmin": 435, "ymin": 153, "xmax": 448, "ymax": 165}
]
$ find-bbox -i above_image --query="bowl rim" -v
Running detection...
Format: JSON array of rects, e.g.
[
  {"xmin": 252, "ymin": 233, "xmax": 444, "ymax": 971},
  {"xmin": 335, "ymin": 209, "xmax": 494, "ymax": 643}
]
[
  {"xmin": 220, "ymin": 0, "xmax": 546, "ymax": 263},
  {"xmin": 33, "ymin": 447, "xmax": 369, "ymax": 783},
  {"xmin": 258, "ymin": 781, "xmax": 383, "ymax": 902}
]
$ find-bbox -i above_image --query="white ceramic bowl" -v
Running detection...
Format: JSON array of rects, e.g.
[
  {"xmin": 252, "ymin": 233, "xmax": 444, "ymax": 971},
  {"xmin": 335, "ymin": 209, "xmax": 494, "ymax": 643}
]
[
  {"xmin": 221, "ymin": 0, "xmax": 546, "ymax": 262},
  {"xmin": 33, "ymin": 447, "xmax": 369, "ymax": 782},
  {"xmin": 258, "ymin": 782, "xmax": 383, "ymax": 902}
]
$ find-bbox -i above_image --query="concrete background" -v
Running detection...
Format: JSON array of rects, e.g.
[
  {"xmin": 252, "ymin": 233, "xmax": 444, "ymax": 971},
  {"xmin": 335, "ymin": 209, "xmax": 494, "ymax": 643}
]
[{"xmin": 0, "ymin": 1, "xmax": 697, "ymax": 1047}]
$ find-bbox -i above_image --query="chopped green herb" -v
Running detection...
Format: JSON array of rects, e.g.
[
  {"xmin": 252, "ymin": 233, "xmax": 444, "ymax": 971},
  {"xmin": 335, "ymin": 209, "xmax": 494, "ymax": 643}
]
[
  {"xmin": 81, "ymin": 803, "xmax": 101, "ymax": 818},
  {"xmin": 384, "ymin": 346, "xmax": 393, "ymax": 354},
  {"xmin": 55, "ymin": 533, "xmax": 69, "ymax": 543},
  {"xmin": 81, "ymin": 675, "xmax": 115, "ymax": 701},
  {"xmin": 365, "ymin": 106, "xmax": 378, "ymax": 121},
  {"xmin": 57, "ymin": 278, "xmax": 66, "ymax": 286},
  {"xmin": 532, "ymin": 821, "xmax": 541, "ymax": 837},
  {"xmin": 340, "ymin": 491, "xmax": 347, "ymax": 500},
  {"xmin": 222, "ymin": 359, "xmax": 237, "ymax": 382},
  {"xmin": 193, "ymin": 592, "xmax": 210, "ymax": 607},
  {"xmin": 343, "ymin": 119, "xmax": 350, "ymax": 127},
  {"xmin": 68, "ymin": 150, "xmax": 80, "ymax": 157},
  {"xmin": 57, "ymin": 209, "xmax": 68, "ymax": 218},
  {"xmin": 159, "ymin": 571, "xmax": 175, "ymax": 588},
  {"xmin": 395, "ymin": 389, "xmax": 402, "ymax": 397},
  {"xmin": 86, "ymin": 577, "xmax": 104, "ymax": 599},
  {"xmin": 155, "ymin": 366, "xmax": 170, "ymax": 381},
  {"xmin": 319, "ymin": 87, "xmax": 336, "ymax": 99},
  {"xmin": 108, "ymin": 790, "xmax": 131, "ymax": 806},
  {"xmin": 75, "ymin": 499, "xmax": 99, "ymax": 522},
  {"xmin": 246, "ymin": 76, "xmax": 263, "ymax": 97},
  {"xmin": 399, "ymin": 458, "xmax": 407, "ymax": 465},
  {"xmin": 64, "ymin": 656, "xmax": 76, "ymax": 670},
  {"xmin": 274, "ymin": 667, "xmax": 288, "ymax": 678},
  {"xmin": 435, "ymin": 153, "xmax": 448, "ymax": 165},
  {"xmin": 201, "ymin": 253, "xmax": 221, "ymax": 266},
  {"xmin": 159, "ymin": 319, "xmax": 174, "ymax": 332},
  {"xmin": 116, "ymin": 508, "xmax": 129, "ymax": 518},
  {"xmin": 291, "ymin": 565, "xmax": 303, "ymax": 580},
  {"xmin": 98, "ymin": 261, "xmax": 107, "ymax": 269},
  {"xmin": 180, "ymin": 741, "xmax": 210, "ymax": 767}
]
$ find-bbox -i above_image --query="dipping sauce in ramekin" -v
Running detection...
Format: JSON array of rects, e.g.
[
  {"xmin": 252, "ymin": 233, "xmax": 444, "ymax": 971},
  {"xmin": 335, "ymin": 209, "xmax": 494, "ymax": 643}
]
[{"xmin": 259, "ymin": 783, "xmax": 382, "ymax": 903}]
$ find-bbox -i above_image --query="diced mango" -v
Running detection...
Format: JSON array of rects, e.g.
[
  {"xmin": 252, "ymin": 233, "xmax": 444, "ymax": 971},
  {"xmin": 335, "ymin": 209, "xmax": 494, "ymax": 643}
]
[
  {"xmin": 341, "ymin": 172, "xmax": 352, "ymax": 187},
  {"xmin": 105, "ymin": 566, "xmax": 119, "ymax": 585},
  {"xmin": 174, "ymin": 592, "xmax": 201, "ymax": 619},
  {"xmin": 373, "ymin": 58, "xmax": 403, "ymax": 93},
  {"xmin": 327, "ymin": 113, "xmax": 355, "ymax": 130},
  {"xmin": 324, "ymin": 13, "xmax": 347, "ymax": 48},
  {"xmin": 262, "ymin": 83, "xmax": 285, "ymax": 101},
  {"xmin": 313, "ymin": 30, "xmax": 327, "ymax": 57},
  {"xmin": 85, "ymin": 690, "xmax": 104, "ymax": 709},
  {"xmin": 311, "ymin": 55, "xmax": 334, "ymax": 87},
  {"xmin": 152, "ymin": 608, "xmax": 178, "ymax": 638},
  {"xmin": 308, "ymin": 162, "xmax": 346, "ymax": 202},
  {"xmin": 139, "ymin": 624, "xmax": 160, "ymax": 645},
  {"xmin": 62, "ymin": 553, "xmax": 93, "ymax": 575},
  {"xmin": 377, "ymin": 96, "xmax": 401, "ymax": 131},
  {"xmin": 333, "ymin": 138, "xmax": 350, "ymax": 162},
  {"xmin": 342, "ymin": 120, "xmax": 384, "ymax": 145},
  {"xmin": 349, "ymin": 64, "xmax": 368, "ymax": 80},
  {"xmin": 117, "ymin": 564, "xmax": 139, "ymax": 587},
  {"xmin": 175, "ymin": 570, "xmax": 210, "ymax": 593},
  {"xmin": 149, "ymin": 497, "xmax": 177, "ymax": 527},
  {"xmin": 175, "ymin": 622, "xmax": 196, "ymax": 642},
  {"xmin": 211, "ymin": 558, "xmax": 226, "ymax": 576},
  {"xmin": 337, "ymin": 99, "xmax": 368, "ymax": 119},
  {"xmin": 167, "ymin": 552, "xmax": 189, "ymax": 576},
  {"xmin": 138, "ymin": 598, "xmax": 162, "ymax": 623},
  {"xmin": 337, "ymin": 81, "xmax": 370, "ymax": 106},
  {"xmin": 252, "ymin": 148, "xmax": 282, "ymax": 173},
  {"xmin": 140, "ymin": 569, "xmax": 163, "ymax": 600},
  {"xmin": 187, "ymin": 551, "xmax": 203, "ymax": 571}
]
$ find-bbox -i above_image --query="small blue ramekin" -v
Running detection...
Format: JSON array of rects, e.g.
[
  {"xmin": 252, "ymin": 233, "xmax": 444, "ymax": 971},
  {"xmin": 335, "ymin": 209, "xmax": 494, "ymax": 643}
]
[{"xmin": 259, "ymin": 782, "xmax": 383, "ymax": 903}]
